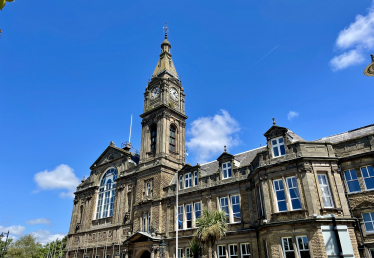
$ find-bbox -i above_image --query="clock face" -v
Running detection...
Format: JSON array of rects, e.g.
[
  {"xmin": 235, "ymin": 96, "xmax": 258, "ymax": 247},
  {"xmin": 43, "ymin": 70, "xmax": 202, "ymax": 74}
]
[
  {"xmin": 170, "ymin": 87, "xmax": 178, "ymax": 100},
  {"xmin": 151, "ymin": 87, "xmax": 160, "ymax": 99}
]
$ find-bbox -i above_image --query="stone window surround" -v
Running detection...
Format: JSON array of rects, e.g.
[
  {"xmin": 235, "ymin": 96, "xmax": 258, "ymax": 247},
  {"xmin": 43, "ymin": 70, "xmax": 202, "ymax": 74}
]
[
  {"xmin": 217, "ymin": 192, "xmax": 242, "ymax": 224},
  {"xmin": 140, "ymin": 210, "xmax": 151, "ymax": 233},
  {"xmin": 277, "ymin": 232, "xmax": 312, "ymax": 258},
  {"xmin": 268, "ymin": 173, "xmax": 306, "ymax": 214},
  {"xmin": 174, "ymin": 201, "xmax": 202, "ymax": 231},
  {"xmin": 313, "ymin": 170, "xmax": 340, "ymax": 211},
  {"xmin": 215, "ymin": 242, "xmax": 253, "ymax": 258},
  {"xmin": 342, "ymin": 162, "xmax": 374, "ymax": 195},
  {"xmin": 178, "ymin": 171, "xmax": 199, "ymax": 190}
]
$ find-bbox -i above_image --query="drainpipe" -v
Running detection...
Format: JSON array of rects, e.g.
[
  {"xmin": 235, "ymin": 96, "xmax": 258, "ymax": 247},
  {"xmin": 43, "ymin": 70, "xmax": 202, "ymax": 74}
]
[{"xmin": 337, "ymin": 163, "xmax": 366, "ymax": 258}]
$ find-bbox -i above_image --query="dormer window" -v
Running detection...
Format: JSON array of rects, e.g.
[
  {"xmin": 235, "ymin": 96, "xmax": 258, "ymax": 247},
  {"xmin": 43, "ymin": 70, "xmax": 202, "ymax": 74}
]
[
  {"xmin": 151, "ymin": 124, "xmax": 157, "ymax": 151},
  {"xmin": 222, "ymin": 162, "xmax": 232, "ymax": 179},
  {"xmin": 271, "ymin": 137, "xmax": 286, "ymax": 158}
]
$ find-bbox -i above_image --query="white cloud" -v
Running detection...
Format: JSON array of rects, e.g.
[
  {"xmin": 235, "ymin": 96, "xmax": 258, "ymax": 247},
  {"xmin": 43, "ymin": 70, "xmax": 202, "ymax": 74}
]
[
  {"xmin": 25, "ymin": 218, "xmax": 51, "ymax": 225},
  {"xmin": 0, "ymin": 225, "xmax": 25, "ymax": 236},
  {"xmin": 32, "ymin": 230, "xmax": 65, "ymax": 245},
  {"xmin": 287, "ymin": 111, "xmax": 299, "ymax": 121},
  {"xmin": 186, "ymin": 110, "xmax": 240, "ymax": 163},
  {"xmin": 34, "ymin": 164, "xmax": 80, "ymax": 198},
  {"xmin": 330, "ymin": 1, "xmax": 374, "ymax": 70}
]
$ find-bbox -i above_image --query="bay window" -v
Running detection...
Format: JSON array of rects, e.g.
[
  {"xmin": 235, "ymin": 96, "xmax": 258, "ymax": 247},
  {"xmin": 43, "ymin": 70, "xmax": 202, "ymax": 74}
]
[
  {"xmin": 273, "ymin": 179, "xmax": 287, "ymax": 212},
  {"xmin": 317, "ymin": 174, "xmax": 334, "ymax": 208},
  {"xmin": 231, "ymin": 195, "xmax": 241, "ymax": 223},
  {"xmin": 286, "ymin": 176, "xmax": 301, "ymax": 210}
]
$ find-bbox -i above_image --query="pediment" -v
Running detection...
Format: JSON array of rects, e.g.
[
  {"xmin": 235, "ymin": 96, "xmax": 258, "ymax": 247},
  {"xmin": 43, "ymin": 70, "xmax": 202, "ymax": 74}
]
[
  {"xmin": 264, "ymin": 125, "xmax": 288, "ymax": 140},
  {"xmin": 217, "ymin": 152, "xmax": 234, "ymax": 161},
  {"xmin": 90, "ymin": 144, "xmax": 129, "ymax": 169},
  {"xmin": 353, "ymin": 201, "xmax": 374, "ymax": 210},
  {"xmin": 123, "ymin": 232, "xmax": 160, "ymax": 244}
]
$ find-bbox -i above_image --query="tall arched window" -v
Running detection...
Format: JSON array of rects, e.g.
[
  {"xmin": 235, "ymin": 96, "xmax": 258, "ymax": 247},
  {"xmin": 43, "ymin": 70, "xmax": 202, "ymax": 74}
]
[
  {"xmin": 96, "ymin": 168, "xmax": 117, "ymax": 219},
  {"xmin": 169, "ymin": 125, "xmax": 176, "ymax": 152},
  {"xmin": 151, "ymin": 124, "xmax": 157, "ymax": 151}
]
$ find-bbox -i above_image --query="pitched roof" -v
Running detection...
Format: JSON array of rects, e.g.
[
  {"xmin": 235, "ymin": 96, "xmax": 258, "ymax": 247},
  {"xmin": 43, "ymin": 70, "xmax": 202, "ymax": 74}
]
[{"xmin": 313, "ymin": 124, "xmax": 374, "ymax": 144}]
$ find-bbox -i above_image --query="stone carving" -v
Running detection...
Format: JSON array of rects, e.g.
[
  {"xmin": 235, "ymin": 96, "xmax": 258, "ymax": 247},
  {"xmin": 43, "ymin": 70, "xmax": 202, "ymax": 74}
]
[{"xmin": 298, "ymin": 165, "xmax": 313, "ymax": 173}]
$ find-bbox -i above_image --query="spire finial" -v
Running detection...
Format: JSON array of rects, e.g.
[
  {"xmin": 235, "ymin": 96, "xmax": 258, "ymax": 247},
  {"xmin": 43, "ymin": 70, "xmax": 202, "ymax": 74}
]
[
  {"xmin": 163, "ymin": 22, "xmax": 169, "ymax": 39},
  {"xmin": 272, "ymin": 118, "xmax": 276, "ymax": 125},
  {"xmin": 224, "ymin": 145, "xmax": 227, "ymax": 152}
]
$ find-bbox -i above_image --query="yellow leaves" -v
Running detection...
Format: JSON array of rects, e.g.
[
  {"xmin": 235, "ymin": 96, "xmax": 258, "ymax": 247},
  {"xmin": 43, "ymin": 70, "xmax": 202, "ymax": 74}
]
[
  {"xmin": 0, "ymin": 0, "xmax": 5, "ymax": 11},
  {"xmin": 1, "ymin": 0, "xmax": 14, "ymax": 10}
]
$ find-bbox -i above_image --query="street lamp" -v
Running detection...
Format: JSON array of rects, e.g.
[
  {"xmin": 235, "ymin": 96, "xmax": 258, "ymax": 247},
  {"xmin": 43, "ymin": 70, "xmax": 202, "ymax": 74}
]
[
  {"xmin": 0, "ymin": 231, "xmax": 10, "ymax": 258},
  {"xmin": 364, "ymin": 54, "xmax": 374, "ymax": 77},
  {"xmin": 159, "ymin": 239, "xmax": 167, "ymax": 258}
]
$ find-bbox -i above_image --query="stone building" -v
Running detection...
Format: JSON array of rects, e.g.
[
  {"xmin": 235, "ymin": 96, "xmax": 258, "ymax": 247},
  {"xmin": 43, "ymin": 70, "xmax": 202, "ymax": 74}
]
[{"xmin": 66, "ymin": 32, "xmax": 374, "ymax": 258}]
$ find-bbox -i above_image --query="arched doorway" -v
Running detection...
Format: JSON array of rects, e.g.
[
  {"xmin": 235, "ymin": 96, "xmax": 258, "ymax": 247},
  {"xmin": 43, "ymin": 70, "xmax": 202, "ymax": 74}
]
[{"xmin": 140, "ymin": 250, "xmax": 151, "ymax": 258}]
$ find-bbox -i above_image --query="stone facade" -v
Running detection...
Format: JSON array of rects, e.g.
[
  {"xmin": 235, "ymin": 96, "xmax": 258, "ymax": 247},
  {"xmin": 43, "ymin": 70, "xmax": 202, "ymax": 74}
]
[{"xmin": 66, "ymin": 33, "xmax": 374, "ymax": 258}]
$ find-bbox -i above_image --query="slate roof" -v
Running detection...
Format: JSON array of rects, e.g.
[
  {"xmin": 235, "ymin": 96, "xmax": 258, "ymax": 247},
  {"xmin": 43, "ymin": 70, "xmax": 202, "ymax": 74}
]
[
  {"xmin": 313, "ymin": 124, "xmax": 374, "ymax": 144},
  {"xmin": 287, "ymin": 129, "xmax": 306, "ymax": 143}
]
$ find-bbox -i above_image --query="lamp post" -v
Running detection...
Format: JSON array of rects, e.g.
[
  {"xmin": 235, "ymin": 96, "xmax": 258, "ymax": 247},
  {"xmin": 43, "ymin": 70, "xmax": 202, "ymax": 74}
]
[
  {"xmin": 159, "ymin": 239, "xmax": 167, "ymax": 258},
  {"xmin": 364, "ymin": 54, "xmax": 374, "ymax": 77},
  {"xmin": 0, "ymin": 231, "xmax": 10, "ymax": 258}
]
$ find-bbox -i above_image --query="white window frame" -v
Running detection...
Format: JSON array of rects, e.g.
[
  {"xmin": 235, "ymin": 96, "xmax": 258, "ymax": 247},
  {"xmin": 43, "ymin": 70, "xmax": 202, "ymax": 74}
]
[
  {"xmin": 178, "ymin": 248, "xmax": 183, "ymax": 258},
  {"xmin": 220, "ymin": 196, "xmax": 229, "ymax": 222},
  {"xmin": 95, "ymin": 168, "xmax": 117, "ymax": 219},
  {"xmin": 296, "ymin": 236, "xmax": 310, "ymax": 258},
  {"xmin": 317, "ymin": 174, "xmax": 334, "ymax": 208},
  {"xmin": 142, "ymin": 212, "xmax": 146, "ymax": 232},
  {"xmin": 286, "ymin": 176, "xmax": 302, "ymax": 211},
  {"xmin": 256, "ymin": 185, "xmax": 264, "ymax": 218},
  {"xmin": 362, "ymin": 212, "xmax": 374, "ymax": 233},
  {"xmin": 178, "ymin": 205, "xmax": 183, "ymax": 230},
  {"xmin": 344, "ymin": 169, "xmax": 361, "ymax": 193},
  {"xmin": 217, "ymin": 245, "xmax": 226, "ymax": 258},
  {"xmin": 194, "ymin": 171, "xmax": 198, "ymax": 186},
  {"xmin": 146, "ymin": 182, "xmax": 151, "ymax": 196},
  {"xmin": 185, "ymin": 248, "xmax": 191, "ymax": 258},
  {"xmin": 228, "ymin": 244, "xmax": 238, "ymax": 258},
  {"xmin": 273, "ymin": 179, "xmax": 287, "ymax": 212},
  {"xmin": 281, "ymin": 237, "xmax": 295, "ymax": 258},
  {"xmin": 185, "ymin": 204, "xmax": 192, "ymax": 229},
  {"xmin": 240, "ymin": 243, "xmax": 251, "ymax": 258},
  {"xmin": 361, "ymin": 166, "xmax": 374, "ymax": 191},
  {"xmin": 179, "ymin": 175, "xmax": 183, "ymax": 190},
  {"xmin": 194, "ymin": 202, "xmax": 201, "ymax": 227},
  {"xmin": 271, "ymin": 136, "xmax": 286, "ymax": 158},
  {"xmin": 147, "ymin": 211, "xmax": 151, "ymax": 233},
  {"xmin": 222, "ymin": 162, "xmax": 232, "ymax": 179},
  {"xmin": 185, "ymin": 173, "xmax": 192, "ymax": 189},
  {"xmin": 230, "ymin": 195, "xmax": 241, "ymax": 223}
]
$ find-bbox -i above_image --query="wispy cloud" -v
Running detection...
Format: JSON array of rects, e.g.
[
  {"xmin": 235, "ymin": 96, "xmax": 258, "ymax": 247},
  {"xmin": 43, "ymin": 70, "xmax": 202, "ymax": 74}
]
[
  {"xmin": 330, "ymin": 1, "xmax": 374, "ymax": 70},
  {"xmin": 251, "ymin": 45, "xmax": 279, "ymax": 67},
  {"xmin": 0, "ymin": 225, "xmax": 25, "ymax": 237},
  {"xmin": 186, "ymin": 110, "xmax": 240, "ymax": 163},
  {"xmin": 33, "ymin": 164, "xmax": 80, "ymax": 198},
  {"xmin": 25, "ymin": 218, "xmax": 51, "ymax": 225},
  {"xmin": 32, "ymin": 230, "xmax": 65, "ymax": 245},
  {"xmin": 287, "ymin": 111, "xmax": 299, "ymax": 121}
]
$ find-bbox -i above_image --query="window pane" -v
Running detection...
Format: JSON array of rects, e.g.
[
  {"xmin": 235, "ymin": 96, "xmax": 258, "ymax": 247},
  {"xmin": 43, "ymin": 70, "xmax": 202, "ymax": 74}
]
[
  {"xmin": 361, "ymin": 167, "xmax": 369, "ymax": 178},
  {"xmin": 291, "ymin": 199, "xmax": 301, "ymax": 210},
  {"xmin": 228, "ymin": 168, "xmax": 232, "ymax": 178},
  {"xmin": 368, "ymin": 166, "xmax": 374, "ymax": 177},
  {"xmin": 351, "ymin": 170, "xmax": 358, "ymax": 180},
  {"xmin": 276, "ymin": 190, "xmax": 286, "ymax": 200},
  {"xmin": 278, "ymin": 200, "xmax": 287, "ymax": 212},
  {"xmin": 278, "ymin": 138, "xmax": 284, "ymax": 143},
  {"xmin": 272, "ymin": 140, "xmax": 277, "ymax": 145},
  {"xmin": 273, "ymin": 147, "xmax": 279, "ymax": 157},
  {"xmin": 299, "ymin": 251, "xmax": 310, "ymax": 258},
  {"xmin": 365, "ymin": 222, "xmax": 374, "ymax": 232},
  {"xmin": 365, "ymin": 177, "xmax": 374, "ymax": 190},
  {"xmin": 347, "ymin": 181, "xmax": 361, "ymax": 193},
  {"xmin": 280, "ymin": 145, "xmax": 286, "ymax": 155}
]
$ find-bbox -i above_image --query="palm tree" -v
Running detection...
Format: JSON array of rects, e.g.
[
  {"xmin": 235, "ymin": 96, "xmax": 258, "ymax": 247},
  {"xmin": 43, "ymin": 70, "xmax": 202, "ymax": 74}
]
[
  {"xmin": 188, "ymin": 240, "xmax": 202, "ymax": 258},
  {"xmin": 194, "ymin": 209, "xmax": 228, "ymax": 258}
]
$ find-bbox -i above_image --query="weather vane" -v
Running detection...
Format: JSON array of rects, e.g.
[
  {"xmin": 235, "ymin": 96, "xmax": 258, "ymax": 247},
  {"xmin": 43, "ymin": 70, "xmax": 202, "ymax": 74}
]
[{"xmin": 163, "ymin": 22, "xmax": 169, "ymax": 38}]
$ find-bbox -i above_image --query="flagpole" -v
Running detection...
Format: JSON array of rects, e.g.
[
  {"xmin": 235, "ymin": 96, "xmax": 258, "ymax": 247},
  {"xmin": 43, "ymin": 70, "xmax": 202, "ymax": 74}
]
[{"xmin": 176, "ymin": 172, "xmax": 179, "ymax": 258}]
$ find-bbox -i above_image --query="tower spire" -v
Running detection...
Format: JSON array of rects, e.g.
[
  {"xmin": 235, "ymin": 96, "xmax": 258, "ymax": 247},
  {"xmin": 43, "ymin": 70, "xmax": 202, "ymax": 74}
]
[{"xmin": 163, "ymin": 22, "xmax": 169, "ymax": 39}]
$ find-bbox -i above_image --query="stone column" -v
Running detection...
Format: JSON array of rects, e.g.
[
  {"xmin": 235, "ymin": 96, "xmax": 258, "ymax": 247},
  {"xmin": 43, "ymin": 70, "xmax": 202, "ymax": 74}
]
[
  {"xmin": 300, "ymin": 165, "xmax": 320, "ymax": 216},
  {"xmin": 246, "ymin": 185, "xmax": 255, "ymax": 225}
]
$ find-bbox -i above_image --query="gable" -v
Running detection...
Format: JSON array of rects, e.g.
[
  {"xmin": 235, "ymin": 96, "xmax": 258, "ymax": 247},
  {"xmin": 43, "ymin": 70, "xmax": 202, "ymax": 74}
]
[
  {"xmin": 264, "ymin": 125, "xmax": 288, "ymax": 140},
  {"xmin": 90, "ymin": 145, "xmax": 129, "ymax": 169}
]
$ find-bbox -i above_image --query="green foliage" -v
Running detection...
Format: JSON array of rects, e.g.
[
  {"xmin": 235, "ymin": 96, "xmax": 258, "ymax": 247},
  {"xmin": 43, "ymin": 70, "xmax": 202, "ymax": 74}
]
[
  {"xmin": 188, "ymin": 240, "xmax": 202, "ymax": 258},
  {"xmin": 0, "ymin": 0, "xmax": 15, "ymax": 11},
  {"xmin": 0, "ymin": 237, "xmax": 13, "ymax": 257},
  {"xmin": 4, "ymin": 234, "xmax": 67, "ymax": 258},
  {"xmin": 194, "ymin": 209, "xmax": 228, "ymax": 248},
  {"xmin": 6, "ymin": 234, "xmax": 41, "ymax": 258}
]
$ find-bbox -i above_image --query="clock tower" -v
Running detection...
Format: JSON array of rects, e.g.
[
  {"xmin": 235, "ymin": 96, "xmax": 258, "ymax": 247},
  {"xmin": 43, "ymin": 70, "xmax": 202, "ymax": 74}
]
[{"xmin": 139, "ymin": 28, "xmax": 187, "ymax": 168}]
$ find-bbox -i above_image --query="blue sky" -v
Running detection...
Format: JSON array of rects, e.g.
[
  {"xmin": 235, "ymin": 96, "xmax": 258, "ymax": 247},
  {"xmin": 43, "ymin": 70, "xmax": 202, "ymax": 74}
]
[{"xmin": 1, "ymin": 0, "xmax": 374, "ymax": 244}]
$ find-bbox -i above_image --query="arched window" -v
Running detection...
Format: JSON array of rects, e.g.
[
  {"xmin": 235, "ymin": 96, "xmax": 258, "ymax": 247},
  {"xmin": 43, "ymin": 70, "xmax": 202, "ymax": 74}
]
[
  {"xmin": 169, "ymin": 125, "xmax": 176, "ymax": 152},
  {"xmin": 96, "ymin": 168, "xmax": 117, "ymax": 219},
  {"xmin": 151, "ymin": 125, "xmax": 157, "ymax": 151}
]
